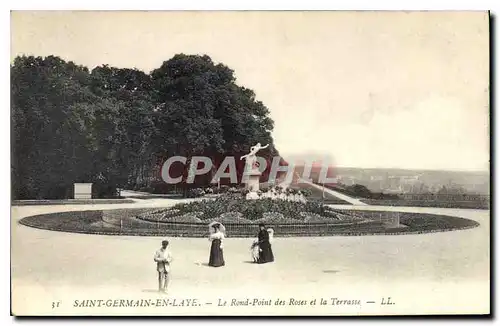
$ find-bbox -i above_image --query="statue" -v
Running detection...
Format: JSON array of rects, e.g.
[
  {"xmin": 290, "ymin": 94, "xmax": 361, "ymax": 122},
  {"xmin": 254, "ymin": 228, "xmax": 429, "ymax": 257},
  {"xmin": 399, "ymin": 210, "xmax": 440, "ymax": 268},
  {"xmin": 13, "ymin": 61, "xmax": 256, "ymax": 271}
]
[
  {"xmin": 241, "ymin": 143, "xmax": 269, "ymax": 172},
  {"xmin": 241, "ymin": 143, "xmax": 269, "ymax": 199}
]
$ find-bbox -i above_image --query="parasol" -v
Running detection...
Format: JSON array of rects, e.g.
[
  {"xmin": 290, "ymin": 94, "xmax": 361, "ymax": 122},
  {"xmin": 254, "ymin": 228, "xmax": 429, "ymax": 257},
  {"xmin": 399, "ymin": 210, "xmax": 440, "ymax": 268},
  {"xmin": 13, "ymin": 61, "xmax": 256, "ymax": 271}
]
[
  {"xmin": 208, "ymin": 221, "xmax": 226, "ymax": 235},
  {"xmin": 267, "ymin": 228, "xmax": 275, "ymax": 244}
]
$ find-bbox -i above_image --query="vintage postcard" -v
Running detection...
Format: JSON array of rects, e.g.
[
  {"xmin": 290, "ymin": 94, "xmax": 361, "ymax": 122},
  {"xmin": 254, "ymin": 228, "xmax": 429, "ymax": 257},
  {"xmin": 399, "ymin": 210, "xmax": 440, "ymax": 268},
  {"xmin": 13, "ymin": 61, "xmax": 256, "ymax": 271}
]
[{"xmin": 10, "ymin": 11, "xmax": 490, "ymax": 316}]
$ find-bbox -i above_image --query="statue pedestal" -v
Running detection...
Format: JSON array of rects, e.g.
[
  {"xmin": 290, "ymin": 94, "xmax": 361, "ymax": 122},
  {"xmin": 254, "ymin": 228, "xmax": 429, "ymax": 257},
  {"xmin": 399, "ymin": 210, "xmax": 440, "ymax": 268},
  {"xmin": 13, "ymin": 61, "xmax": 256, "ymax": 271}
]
[
  {"xmin": 376, "ymin": 211, "xmax": 401, "ymax": 228},
  {"xmin": 246, "ymin": 192, "xmax": 260, "ymax": 200},
  {"xmin": 390, "ymin": 212, "xmax": 401, "ymax": 228},
  {"xmin": 245, "ymin": 170, "xmax": 261, "ymax": 200},
  {"xmin": 74, "ymin": 183, "xmax": 93, "ymax": 199}
]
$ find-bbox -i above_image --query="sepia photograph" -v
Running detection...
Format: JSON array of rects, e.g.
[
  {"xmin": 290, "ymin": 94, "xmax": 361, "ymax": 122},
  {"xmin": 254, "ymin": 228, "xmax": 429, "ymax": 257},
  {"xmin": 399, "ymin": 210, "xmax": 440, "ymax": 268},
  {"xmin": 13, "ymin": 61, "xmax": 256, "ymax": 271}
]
[{"xmin": 9, "ymin": 10, "xmax": 490, "ymax": 316}]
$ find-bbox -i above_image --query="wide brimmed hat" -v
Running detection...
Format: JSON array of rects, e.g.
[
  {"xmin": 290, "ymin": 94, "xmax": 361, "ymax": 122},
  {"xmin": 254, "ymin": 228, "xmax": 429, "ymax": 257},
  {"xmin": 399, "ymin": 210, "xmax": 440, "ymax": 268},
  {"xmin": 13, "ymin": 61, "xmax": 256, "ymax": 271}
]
[{"xmin": 208, "ymin": 221, "xmax": 226, "ymax": 234}]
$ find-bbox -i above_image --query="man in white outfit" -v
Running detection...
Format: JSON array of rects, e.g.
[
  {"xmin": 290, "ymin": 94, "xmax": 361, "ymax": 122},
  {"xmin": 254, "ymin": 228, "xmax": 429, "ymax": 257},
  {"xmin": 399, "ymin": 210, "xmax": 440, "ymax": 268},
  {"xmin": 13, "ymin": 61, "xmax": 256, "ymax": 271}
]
[{"xmin": 154, "ymin": 240, "xmax": 173, "ymax": 293}]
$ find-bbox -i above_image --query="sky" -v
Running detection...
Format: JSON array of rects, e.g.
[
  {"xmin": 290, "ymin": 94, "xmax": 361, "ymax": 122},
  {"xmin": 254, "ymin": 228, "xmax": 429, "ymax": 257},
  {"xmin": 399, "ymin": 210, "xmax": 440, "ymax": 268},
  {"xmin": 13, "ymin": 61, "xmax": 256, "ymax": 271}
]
[{"xmin": 10, "ymin": 11, "xmax": 490, "ymax": 171}]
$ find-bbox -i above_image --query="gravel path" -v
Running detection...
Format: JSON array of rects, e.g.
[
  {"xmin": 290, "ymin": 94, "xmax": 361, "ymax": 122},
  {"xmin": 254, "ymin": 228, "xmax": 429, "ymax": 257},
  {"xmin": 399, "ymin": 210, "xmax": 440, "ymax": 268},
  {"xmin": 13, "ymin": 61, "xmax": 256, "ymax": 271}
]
[{"xmin": 11, "ymin": 201, "xmax": 490, "ymax": 316}]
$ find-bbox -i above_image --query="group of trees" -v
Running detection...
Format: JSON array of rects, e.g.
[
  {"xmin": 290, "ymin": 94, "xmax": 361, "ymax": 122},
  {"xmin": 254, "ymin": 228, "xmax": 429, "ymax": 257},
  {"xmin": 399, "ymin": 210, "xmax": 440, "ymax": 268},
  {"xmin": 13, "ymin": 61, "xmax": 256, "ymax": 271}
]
[{"xmin": 11, "ymin": 54, "xmax": 282, "ymax": 199}]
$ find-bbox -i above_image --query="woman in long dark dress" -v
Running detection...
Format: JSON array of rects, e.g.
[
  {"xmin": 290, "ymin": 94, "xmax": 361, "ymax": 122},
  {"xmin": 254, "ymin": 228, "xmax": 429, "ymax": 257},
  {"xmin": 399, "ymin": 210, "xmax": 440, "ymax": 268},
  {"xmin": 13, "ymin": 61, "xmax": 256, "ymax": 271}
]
[
  {"xmin": 208, "ymin": 224, "xmax": 225, "ymax": 267},
  {"xmin": 257, "ymin": 223, "xmax": 274, "ymax": 264}
]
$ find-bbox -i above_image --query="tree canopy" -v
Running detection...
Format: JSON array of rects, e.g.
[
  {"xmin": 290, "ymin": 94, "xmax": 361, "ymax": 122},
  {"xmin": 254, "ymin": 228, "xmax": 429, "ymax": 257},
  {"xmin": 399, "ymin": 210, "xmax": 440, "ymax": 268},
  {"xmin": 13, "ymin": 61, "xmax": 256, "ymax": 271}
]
[{"xmin": 11, "ymin": 54, "xmax": 281, "ymax": 199}]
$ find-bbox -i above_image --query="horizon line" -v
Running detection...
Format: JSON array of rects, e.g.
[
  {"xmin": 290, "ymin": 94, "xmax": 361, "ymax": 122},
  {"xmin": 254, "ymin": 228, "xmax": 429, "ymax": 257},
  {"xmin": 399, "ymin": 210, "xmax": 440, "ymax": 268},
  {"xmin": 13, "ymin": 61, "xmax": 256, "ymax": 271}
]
[{"xmin": 284, "ymin": 163, "xmax": 489, "ymax": 173}]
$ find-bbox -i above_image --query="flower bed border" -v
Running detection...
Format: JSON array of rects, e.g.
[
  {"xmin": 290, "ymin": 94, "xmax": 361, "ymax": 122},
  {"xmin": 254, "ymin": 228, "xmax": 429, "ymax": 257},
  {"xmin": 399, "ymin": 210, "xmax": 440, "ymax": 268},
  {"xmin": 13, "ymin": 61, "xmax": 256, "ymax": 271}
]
[{"xmin": 18, "ymin": 208, "xmax": 480, "ymax": 237}]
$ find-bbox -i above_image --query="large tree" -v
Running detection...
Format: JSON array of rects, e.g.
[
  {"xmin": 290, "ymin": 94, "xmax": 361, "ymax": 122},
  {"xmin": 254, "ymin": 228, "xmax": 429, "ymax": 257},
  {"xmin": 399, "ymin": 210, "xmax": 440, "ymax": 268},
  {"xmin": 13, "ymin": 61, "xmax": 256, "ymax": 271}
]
[
  {"xmin": 11, "ymin": 56, "xmax": 153, "ymax": 198},
  {"xmin": 89, "ymin": 65, "xmax": 156, "ymax": 188},
  {"xmin": 11, "ymin": 55, "xmax": 98, "ymax": 199},
  {"xmin": 150, "ymin": 54, "xmax": 281, "ymax": 188},
  {"xmin": 11, "ymin": 53, "xmax": 282, "ymax": 199}
]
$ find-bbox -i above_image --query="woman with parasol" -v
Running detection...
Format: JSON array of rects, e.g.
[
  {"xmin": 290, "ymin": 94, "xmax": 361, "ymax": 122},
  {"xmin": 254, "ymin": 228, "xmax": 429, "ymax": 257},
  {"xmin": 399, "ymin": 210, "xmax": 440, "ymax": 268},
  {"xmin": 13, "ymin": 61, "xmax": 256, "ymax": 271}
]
[
  {"xmin": 256, "ymin": 223, "xmax": 275, "ymax": 264},
  {"xmin": 208, "ymin": 221, "xmax": 226, "ymax": 267},
  {"xmin": 250, "ymin": 227, "xmax": 274, "ymax": 263}
]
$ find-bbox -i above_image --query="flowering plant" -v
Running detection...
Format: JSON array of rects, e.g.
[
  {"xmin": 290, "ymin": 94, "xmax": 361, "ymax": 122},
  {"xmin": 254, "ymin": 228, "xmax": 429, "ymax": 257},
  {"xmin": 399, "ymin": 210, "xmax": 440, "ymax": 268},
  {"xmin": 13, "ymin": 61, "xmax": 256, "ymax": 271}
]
[
  {"xmin": 165, "ymin": 212, "xmax": 203, "ymax": 223},
  {"xmin": 240, "ymin": 188, "xmax": 250, "ymax": 196},
  {"xmin": 205, "ymin": 211, "xmax": 253, "ymax": 224},
  {"xmin": 255, "ymin": 212, "xmax": 302, "ymax": 224},
  {"xmin": 299, "ymin": 212, "xmax": 331, "ymax": 223},
  {"xmin": 187, "ymin": 188, "xmax": 206, "ymax": 198}
]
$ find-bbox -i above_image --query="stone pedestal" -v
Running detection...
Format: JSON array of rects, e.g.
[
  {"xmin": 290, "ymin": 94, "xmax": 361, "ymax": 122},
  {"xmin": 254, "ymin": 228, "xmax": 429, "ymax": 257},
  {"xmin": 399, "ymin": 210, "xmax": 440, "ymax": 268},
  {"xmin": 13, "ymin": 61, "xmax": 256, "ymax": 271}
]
[
  {"xmin": 390, "ymin": 212, "xmax": 401, "ymax": 228},
  {"xmin": 245, "ymin": 170, "xmax": 261, "ymax": 200},
  {"xmin": 246, "ymin": 191, "xmax": 260, "ymax": 200},
  {"xmin": 74, "ymin": 183, "xmax": 93, "ymax": 199},
  {"xmin": 378, "ymin": 211, "xmax": 401, "ymax": 228}
]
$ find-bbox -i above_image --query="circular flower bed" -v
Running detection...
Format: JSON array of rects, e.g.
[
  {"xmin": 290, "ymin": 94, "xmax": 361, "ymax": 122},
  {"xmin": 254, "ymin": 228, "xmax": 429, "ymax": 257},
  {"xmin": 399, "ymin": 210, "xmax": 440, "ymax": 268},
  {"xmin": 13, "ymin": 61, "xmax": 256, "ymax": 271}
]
[
  {"xmin": 18, "ymin": 208, "xmax": 481, "ymax": 237},
  {"xmin": 137, "ymin": 194, "xmax": 344, "ymax": 225}
]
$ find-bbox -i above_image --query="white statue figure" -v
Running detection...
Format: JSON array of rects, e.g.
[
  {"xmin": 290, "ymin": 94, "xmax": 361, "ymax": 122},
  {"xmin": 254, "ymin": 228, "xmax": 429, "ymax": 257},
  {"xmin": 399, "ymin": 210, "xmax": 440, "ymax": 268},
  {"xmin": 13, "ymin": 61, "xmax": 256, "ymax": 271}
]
[{"xmin": 240, "ymin": 143, "xmax": 269, "ymax": 172}]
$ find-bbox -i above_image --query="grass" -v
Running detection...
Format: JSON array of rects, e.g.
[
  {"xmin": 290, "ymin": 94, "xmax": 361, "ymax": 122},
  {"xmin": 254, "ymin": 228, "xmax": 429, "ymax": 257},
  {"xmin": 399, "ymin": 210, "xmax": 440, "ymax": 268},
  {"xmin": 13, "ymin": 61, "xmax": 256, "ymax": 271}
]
[
  {"xmin": 293, "ymin": 183, "xmax": 351, "ymax": 205},
  {"xmin": 361, "ymin": 199, "xmax": 490, "ymax": 210}
]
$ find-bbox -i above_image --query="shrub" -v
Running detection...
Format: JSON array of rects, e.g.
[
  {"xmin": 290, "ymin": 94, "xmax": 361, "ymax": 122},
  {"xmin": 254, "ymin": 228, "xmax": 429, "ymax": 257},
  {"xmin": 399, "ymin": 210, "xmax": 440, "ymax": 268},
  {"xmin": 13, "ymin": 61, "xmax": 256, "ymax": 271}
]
[
  {"xmin": 187, "ymin": 188, "xmax": 205, "ymax": 198},
  {"xmin": 144, "ymin": 197, "xmax": 361, "ymax": 224},
  {"xmin": 149, "ymin": 181, "xmax": 174, "ymax": 194},
  {"xmin": 220, "ymin": 191, "xmax": 244, "ymax": 201},
  {"xmin": 301, "ymin": 189, "xmax": 313, "ymax": 197},
  {"xmin": 165, "ymin": 212, "xmax": 203, "ymax": 223},
  {"xmin": 240, "ymin": 188, "xmax": 250, "ymax": 196},
  {"xmin": 162, "ymin": 208, "xmax": 180, "ymax": 217},
  {"xmin": 92, "ymin": 182, "xmax": 120, "ymax": 199},
  {"xmin": 137, "ymin": 208, "xmax": 182, "ymax": 221},
  {"xmin": 255, "ymin": 212, "xmax": 302, "ymax": 224},
  {"xmin": 300, "ymin": 212, "xmax": 328, "ymax": 222},
  {"xmin": 205, "ymin": 212, "xmax": 253, "ymax": 224}
]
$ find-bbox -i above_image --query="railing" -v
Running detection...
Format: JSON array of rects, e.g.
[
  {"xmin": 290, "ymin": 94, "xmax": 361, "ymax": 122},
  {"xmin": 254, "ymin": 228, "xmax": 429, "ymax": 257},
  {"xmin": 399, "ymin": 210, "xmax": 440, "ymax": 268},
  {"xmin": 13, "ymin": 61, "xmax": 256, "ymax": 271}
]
[
  {"xmin": 358, "ymin": 211, "xmax": 401, "ymax": 226},
  {"xmin": 398, "ymin": 194, "xmax": 490, "ymax": 201},
  {"xmin": 361, "ymin": 198, "xmax": 490, "ymax": 209},
  {"xmin": 100, "ymin": 208, "xmax": 388, "ymax": 237}
]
